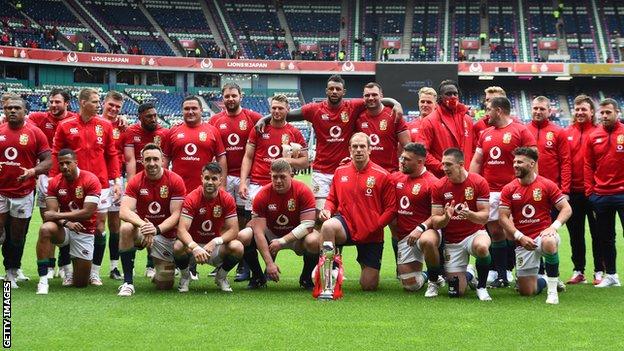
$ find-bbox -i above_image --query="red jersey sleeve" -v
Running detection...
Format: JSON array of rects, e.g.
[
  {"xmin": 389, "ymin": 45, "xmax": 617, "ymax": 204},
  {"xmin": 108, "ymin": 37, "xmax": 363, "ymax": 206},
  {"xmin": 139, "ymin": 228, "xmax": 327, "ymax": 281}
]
[
  {"xmin": 181, "ymin": 192, "xmax": 199, "ymax": 220},
  {"xmin": 251, "ymin": 188, "xmax": 267, "ymax": 217},
  {"xmin": 50, "ymin": 123, "xmax": 67, "ymax": 175},
  {"xmin": 292, "ymin": 127, "xmax": 308, "ymax": 149},
  {"xmin": 583, "ymin": 136, "xmax": 596, "ymax": 196},
  {"xmin": 209, "ymin": 124, "xmax": 226, "ymax": 157},
  {"xmin": 124, "ymin": 176, "xmax": 140, "ymax": 199},
  {"xmin": 33, "ymin": 126, "xmax": 51, "ymax": 155},
  {"xmin": 86, "ymin": 173, "xmax": 103, "ymax": 198},
  {"xmin": 223, "ymin": 192, "xmax": 237, "ymax": 219},
  {"xmin": 350, "ymin": 98, "xmax": 367, "ymax": 116},
  {"xmin": 556, "ymin": 131, "xmax": 572, "ymax": 194},
  {"xmin": 161, "ymin": 128, "xmax": 173, "ymax": 158},
  {"xmin": 430, "ymin": 181, "xmax": 443, "ymax": 208},
  {"xmin": 301, "ymin": 103, "xmax": 317, "ymax": 123},
  {"xmin": 395, "ymin": 115, "xmax": 408, "ymax": 134},
  {"xmin": 547, "ymin": 178, "xmax": 565, "ymax": 205},
  {"xmin": 476, "ymin": 176, "xmax": 491, "ymax": 200},
  {"xmin": 47, "ymin": 176, "xmax": 59, "ymax": 198},
  {"xmin": 375, "ymin": 174, "xmax": 397, "ymax": 231},
  {"xmin": 499, "ymin": 183, "xmax": 513, "ymax": 209},
  {"xmin": 105, "ymin": 124, "xmax": 121, "ymax": 180},
  {"xmin": 416, "ymin": 119, "xmax": 444, "ymax": 176},
  {"xmin": 248, "ymin": 110, "xmax": 262, "ymax": 124},
  {"xmin": 520, "ymin": 126, "xmax": 537, "ymax": 147},
  {"xmin": 247, "ymin": 128, "xmax": 258, "ymax": 146},
  {"xmin": 299, "ymin": 184, "xmax": 316, "ymax": 216}
]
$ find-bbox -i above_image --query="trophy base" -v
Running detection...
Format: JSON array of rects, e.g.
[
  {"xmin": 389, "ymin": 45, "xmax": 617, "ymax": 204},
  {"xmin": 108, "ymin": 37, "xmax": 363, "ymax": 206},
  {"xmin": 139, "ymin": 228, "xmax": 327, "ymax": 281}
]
[{"xmin": 317, "ymin": 291, "xmax": 334, "ymax": 300}]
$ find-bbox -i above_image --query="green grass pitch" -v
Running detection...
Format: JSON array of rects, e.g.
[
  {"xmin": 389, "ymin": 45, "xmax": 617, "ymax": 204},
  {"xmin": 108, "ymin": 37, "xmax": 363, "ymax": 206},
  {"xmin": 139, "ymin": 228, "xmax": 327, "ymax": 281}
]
[{"xmin": 8, "ymin": 174, "xmax": 624, "ymax": 350}]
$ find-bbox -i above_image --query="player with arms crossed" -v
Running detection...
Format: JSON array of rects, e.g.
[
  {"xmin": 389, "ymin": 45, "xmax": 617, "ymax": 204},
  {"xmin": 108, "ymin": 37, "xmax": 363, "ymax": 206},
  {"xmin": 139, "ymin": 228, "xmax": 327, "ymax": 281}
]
[
  {"xmin": 431, "ymin": 148, "xmax": 492, "ymax": 300},
  {"xmin": 174, "ymin": 162, "xmax": 243, "ymax": 293},
  {"xmin": 117, "ymin": 144, "xmax": 186, "ymax": 296},
  {"xmin": 499, "ymin": 147, "xmax": 572, "ymax": 304},
  {"xmin": 35, "ymin": 149, "xmax": 101, "ymax": 294}
]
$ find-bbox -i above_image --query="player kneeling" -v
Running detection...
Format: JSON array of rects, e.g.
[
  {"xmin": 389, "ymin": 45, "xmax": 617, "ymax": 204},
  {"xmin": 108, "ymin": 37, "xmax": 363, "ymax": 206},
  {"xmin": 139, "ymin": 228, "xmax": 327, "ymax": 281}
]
[
  {"xmin": 431, "ymin": 148, "xmax": 493, "ymax": 301},
  {"xmin": 174, "ymin": 163, "xmax": 243, "ymax": 293},
  {"xmin": 35, "ymin": 149, "xmax": 101, "ymax": 294},
  {"xmin": 239, "ymin": 159, "xmax": 319, "ymax": 289},
  {"xmin": 117, "ymin": 144, "xmax": 186, "ymax": 296},
  {"xmin": 499, "ymin": 147, "xmax": 572, "ymax": 304}
]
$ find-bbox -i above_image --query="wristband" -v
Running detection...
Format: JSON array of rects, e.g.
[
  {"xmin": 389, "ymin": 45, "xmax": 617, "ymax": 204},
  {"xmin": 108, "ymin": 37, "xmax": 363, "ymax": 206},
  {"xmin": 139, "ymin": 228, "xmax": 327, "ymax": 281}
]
[
  {"xmin": 513, "ymin": 230, "xmax": 524, "ymax": 241},
  {"xmin": 213, "ymin": 237, "xmax": 224, "ymax": 246},
  {"xmin": 417, "ymin": 223, "xmax": 427, "ymax": 232},
  {"xmin": 551, "ymin": 220, "xmax": 562, "ymax": 230},
  {"xmin": 192, "ymin": 245, "xmax": 204, "ymax": 253},
  {"xmin": 277, "ymin": 238, "xmax": 287, "ymax": 245},
  {"xmin": 188, "ymin": 241, "xmax": 198, "ymax": 250},
  {"xmin": 155, "ymin": 226, "xmax": 162, "ymax": 236}
]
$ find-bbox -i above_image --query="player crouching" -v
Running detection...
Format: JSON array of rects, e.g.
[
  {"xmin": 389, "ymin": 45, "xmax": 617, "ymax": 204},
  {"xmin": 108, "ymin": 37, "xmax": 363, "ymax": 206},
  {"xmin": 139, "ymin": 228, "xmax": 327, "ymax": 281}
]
[
  {"xmin": 36, "ymin": 149, "xmax": 101, "ymax": 294},
  {"xmin": 499, "ymin": 147, "xmax": 572, "ymax": 304},
  {"xmin": 174, "ymin": 163, "xmax": 243, "ymax": 293}
]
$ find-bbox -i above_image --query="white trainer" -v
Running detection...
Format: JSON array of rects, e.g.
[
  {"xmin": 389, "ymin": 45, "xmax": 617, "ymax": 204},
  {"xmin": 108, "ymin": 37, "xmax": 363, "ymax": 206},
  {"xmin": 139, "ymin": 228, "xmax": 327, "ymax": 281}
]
[
  {"xmin": 89, "ymin": 273, "xmax": 103, "ymax": 286},
  {"xmin": 546, "ymin": 291, "xmax": 559, "ymax": 304},
  {"xmin": 178, "ymin": 273, "xmax": 190, "ymax": 293},
  {"xmin": 424, "ymin": 281, "xmax": 440, "ymax": 298},
  {"xmin": 214, "ymin": 268, "xmax": 233, "ymax": 292},
  {"xmin": 62, "ymin": 273, "xmax": 73, "ymax": 286},
  {"xmin": 595, "ymin": 274, "xmax": 621, "ymax": 288},
  {"xmin": 16, "ymin": 269, "xmax": 30, "ymax": 281},
  {"xmin": 36, "ymin": 282, "xmax": 49, "ymax": 295},
  {"xmin": 476, "ymin": 288, "xmax": 492, "ymax": 301},
  {"xmin": 5, "ymin": 270, "xmax": 18, "ymax": 289},
  {"xmin": 117, "ymin": 283, "xmax": 135, "ymax": 297},
  {"xmin": 487, "ymin": 270, "xmax": 498, "ymax": 284},
  {"xmin": 506, "ymin": 270, "xmax": 514, "ymax": 283},
  {"xmin": 145, "ymin": 267, "xmax": 156, "ymax": 279},
  {"xmin": 190, "ymin": 270, "xmax": 199, "ymax": 281},
  {"xmin": 46, "ymin": 268, "xmax": 55, "ymax": 280}
]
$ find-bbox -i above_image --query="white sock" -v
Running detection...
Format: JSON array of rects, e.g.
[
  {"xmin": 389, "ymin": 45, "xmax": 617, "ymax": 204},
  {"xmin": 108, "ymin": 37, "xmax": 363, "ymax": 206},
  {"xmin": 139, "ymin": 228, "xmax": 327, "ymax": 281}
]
[
  {"xmin": 91, "ymin": 264, "xmax": 101, "ymax": 275},
  {"xmin": 39, "ymin": 276, "xmax": 48, "ymax": 285},
  {"xmin": 546, "ymin": 277, "xmax": 558, "ymax": 294},
  {"xmin": 110, "ymin": 260, "xmax": 118, "ymax": 270},
  {"xmin": 61, "ymin": 264, "xmax": 72, "ymax": 274},
  {"xmin": 181, "ymin": 268, "xmax": 190, "ymax": 279}
]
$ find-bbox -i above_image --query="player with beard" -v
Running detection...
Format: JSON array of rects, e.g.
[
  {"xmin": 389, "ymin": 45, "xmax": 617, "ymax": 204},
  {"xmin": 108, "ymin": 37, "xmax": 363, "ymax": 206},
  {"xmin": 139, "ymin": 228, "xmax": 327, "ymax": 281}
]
[
  {"xmin": 473, "ymin": 86, "xmax": 506, "ymax": 139},
  {"xmin": 35, "ymin": 149, "xmax": 101, "ymax": 294},
  {"xmin": 564, "ymin": 95, "xmax": 601, "ymax": 284},
  {"xmin": 175, "ymin": 162, "xmax": 243, "ymax": 293},
  {"xmin": 407, "ymin": 87, "xmax": 437, "ymax": 141},
  {"xmin": 208, "ymin": 82, "xmax": 261, "ymax": 281},
  {"xmin": 0, "ymin": 97, "xmax": 52, "ymax": 288},
  {"xmin": 28, "ymin": 88, "xmax": 77, "ymax": 279},
  {"xmin": 585, "ymin": 99, "xmax": 624, "ymax": 288},
  {"xmin": 499, "ymin": 147, "xmax": 572, "ymax": 304},
  {"xmin": 51, "ymin": 88, "xmax": 121, "ymax": 286},
  {"xmin": 256, "ymin": 75, "xmax": 403, "ymax": 212},
  {"xmin": 123, "ymin": 102, "xmax": 169, "ymax": 279},
  {"xmin": 117, "ymin": 144, "xmax": 186, "ymax": 296},
  {"xmin": 470, "ymin": 96, "xmax": 536, "ymax": 288},
  {"xmin": 390, "ymin": 143, "xmax": 442, "ymax": 295}
]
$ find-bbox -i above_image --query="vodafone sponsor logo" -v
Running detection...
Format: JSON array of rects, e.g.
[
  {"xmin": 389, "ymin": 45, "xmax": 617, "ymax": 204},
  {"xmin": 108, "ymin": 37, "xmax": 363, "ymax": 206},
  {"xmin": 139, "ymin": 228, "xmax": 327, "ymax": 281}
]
[
  {"xmin": 267, "ymin": 145, "xmax": 280, "ymax": 158},
  {"xmin": 487, "ymin": 146, "xmax": 505, "ymax": 165},
  {"xmin": 276, "ymin": 214, "xmax": 289, "ymax": 226},
  {"xmin": 397, "ymin": 196, "xmax": 413, "ymax": 216},
  {"xmin": 201, "ymin": 220, "xmax": 213, "ymax": 233},
  {"xmin": 227, "ymin": 133, "xmax": 240, "ymax": 146},
  {"xmin": 68, "ymin": 201, "xmax": 80, "ymax": 211},
  {"xmin": 4, "ymin": 147, "xmax": 18, "ymax": 161},
  {"xmin": 327, "ymin": 126, "xmax": 344, "ymax": 143},
  {"xmin": 519, "ymin": 204, "xmax": 540, "ymax": 224},
  {"xmin": 181, "ymin": 143, "xmax": 200, "ymax": 161},
  {"xmin": 369, "ymin": 134, "xmax": 383, "ymax": 150},
  {"xmin": 148, "ymin": 201, "xmax": 161, "ymax": 215}
]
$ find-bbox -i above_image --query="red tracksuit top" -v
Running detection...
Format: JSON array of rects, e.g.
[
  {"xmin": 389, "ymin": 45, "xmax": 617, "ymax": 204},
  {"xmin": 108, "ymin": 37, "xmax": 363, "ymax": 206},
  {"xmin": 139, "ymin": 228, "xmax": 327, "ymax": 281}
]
[
  {"xmin": 527, "ymin": 119, "xmax": 572, "ymax": 194},
  {"xmin": 565, "ymin": 120, "xmax": 597, "ymax": 193},
  {"xmin": 584, "ymin": 122, "xmax": 624, "ymax": 196}
]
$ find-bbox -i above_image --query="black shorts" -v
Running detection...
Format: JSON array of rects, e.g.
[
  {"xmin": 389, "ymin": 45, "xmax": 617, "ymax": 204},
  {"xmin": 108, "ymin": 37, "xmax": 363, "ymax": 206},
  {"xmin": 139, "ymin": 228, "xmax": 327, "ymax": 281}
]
[{"xmin": 334, "ymin": 215, "xmax": 383, "ymax": 270}]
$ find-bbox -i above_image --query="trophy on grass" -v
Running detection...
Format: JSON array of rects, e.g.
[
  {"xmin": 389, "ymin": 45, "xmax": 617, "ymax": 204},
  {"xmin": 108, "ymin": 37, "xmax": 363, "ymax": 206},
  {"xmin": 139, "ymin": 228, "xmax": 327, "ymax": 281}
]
[{"xmin": 313, "ymin": 241, "xmax": 344, "ymax": 300}]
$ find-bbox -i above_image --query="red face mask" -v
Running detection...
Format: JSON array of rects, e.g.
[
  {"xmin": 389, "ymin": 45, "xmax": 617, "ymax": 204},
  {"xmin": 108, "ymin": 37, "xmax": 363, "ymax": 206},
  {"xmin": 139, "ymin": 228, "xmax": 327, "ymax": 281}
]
[{"xmin": 444, "ymin": 96, "xmax": 459, "ymax": 109}]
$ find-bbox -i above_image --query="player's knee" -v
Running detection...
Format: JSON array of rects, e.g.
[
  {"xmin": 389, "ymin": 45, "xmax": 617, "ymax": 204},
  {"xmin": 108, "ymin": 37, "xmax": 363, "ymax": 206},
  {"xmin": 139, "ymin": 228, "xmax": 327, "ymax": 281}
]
[
  {"xmin": 38, "ymin": 222, "xmax": 56, "ymax": 239},
  {"xmin": 473, "ymin": 244, "xmax": 490, "ymax": 257},
  {"xmin": 400, "ymin": 272, "xmax": 425, "ymax": 292},
  {"xmin": 541, "ymin": 239, "xmax": 557, "ymax": 254},
  {"xmin": 303, "ymin": 234, "xmax": 320, "ymax": 253},
  {"xmin": 238, "ymin": 227, "xmax": 253, "ymax": 246},
  {"xmin": 173, "ymin": 240, "xmax": 185, "ymax": 255},
  {"xmin": 154, "ymin": 261, "xmax": 175, "ymax": 290},
  {"xmin": 227, "ymin": 240, "xmax": 244, "ymax": 256}
]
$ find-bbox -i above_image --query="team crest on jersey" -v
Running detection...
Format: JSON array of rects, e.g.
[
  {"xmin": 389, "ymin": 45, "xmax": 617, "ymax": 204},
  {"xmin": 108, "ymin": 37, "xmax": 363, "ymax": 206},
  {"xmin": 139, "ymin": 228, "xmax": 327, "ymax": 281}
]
[
  {"xmin": 340, "ymin": 111, "xmax": 349, "ymax": 123},
  {"xmin": 75, "ymin": 186, "xmax": 84, "ymax": 199},
  {"xmin": 213, "ymin": 206, "xmax": 222, "ymax": 218},
  {"xmin": 281, "ymin": 134, "xmax": 290, "ymax": 144},
  {"xmin": 380, "ymin": 119, "xmax": 388, "ymax": 131},
  {"xmin": 287, "ymin": 198, "xmax": 296, "ymax": 211},
  {"xmin": 533, "ymin": 188, "xmax": 542, "ymax": 201},
  {"xmin": 366, "ymin": 176, "xmax": 375, "ymax": 188},
  {"xmin": 502, "ymin": 132, "xmax": 512, "ymax": 144},
  {"xmin": 112, "ymin": 128, "xmax": 120, "ymax": 140},
  {"xmin": 153, "ymin": 135, "xmax": 162, "ymax": 146},
  {"xmin": 412, "ymin": 184, "xmax": 421, "ymax": 195},
  {"xmin": 546, "ymin": 131, "xmax": 554, "ymax": 141},
  {"xmin": 239, "ymin": 120, "xmax": 248, "ymax": 131},
  {"xmin": 159, "ymin": 185, "xmax": 168, "ymax": 198},
  {"xmin": 464, "ymin": 187, "xmax": 474, "ymax": 200},
  {"xmin": 95, "ymin": 125, "xmax": 103, "ymax": 137},
  {"xmin": 199, "ymin": 132, "xmax": 207, "ymax": 142},
  {"xmin": 18, "ymin": 134, "xmax": 28, "ymax": 145},
  {"xmin": 617, "ymin": 135, "xmax": 624, "ymax": 145}
]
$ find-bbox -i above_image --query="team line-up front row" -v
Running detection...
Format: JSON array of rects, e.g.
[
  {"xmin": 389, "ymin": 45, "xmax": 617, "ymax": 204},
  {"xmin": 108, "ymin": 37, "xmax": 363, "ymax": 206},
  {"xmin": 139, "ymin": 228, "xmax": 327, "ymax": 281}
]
[{"xmin": 1, "ymin": 77, "xmax": 623, "ymax": 305}]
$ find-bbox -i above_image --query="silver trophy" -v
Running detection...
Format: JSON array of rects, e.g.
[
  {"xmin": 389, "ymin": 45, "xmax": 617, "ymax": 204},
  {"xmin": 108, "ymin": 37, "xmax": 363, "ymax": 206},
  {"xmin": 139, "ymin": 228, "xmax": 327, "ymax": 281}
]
[{"xmin": 318, "ymin": 241, "xmax": 335, "ymax": 300}]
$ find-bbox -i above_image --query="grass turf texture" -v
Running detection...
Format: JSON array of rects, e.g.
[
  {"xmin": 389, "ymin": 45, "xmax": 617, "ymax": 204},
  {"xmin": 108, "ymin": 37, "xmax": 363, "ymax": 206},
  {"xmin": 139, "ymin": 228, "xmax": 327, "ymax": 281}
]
[{"xmin": 9, "ymin": 173, "xmax": 624, "ymax": 350}]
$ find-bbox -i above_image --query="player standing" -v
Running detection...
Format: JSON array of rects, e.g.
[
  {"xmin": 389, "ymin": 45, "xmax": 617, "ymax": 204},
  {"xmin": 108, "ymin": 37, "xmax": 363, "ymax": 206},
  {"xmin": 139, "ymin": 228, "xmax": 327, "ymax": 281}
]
[{"xmin": 406, "ymin": 87, "xmax": 437, "ymax": 141}]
